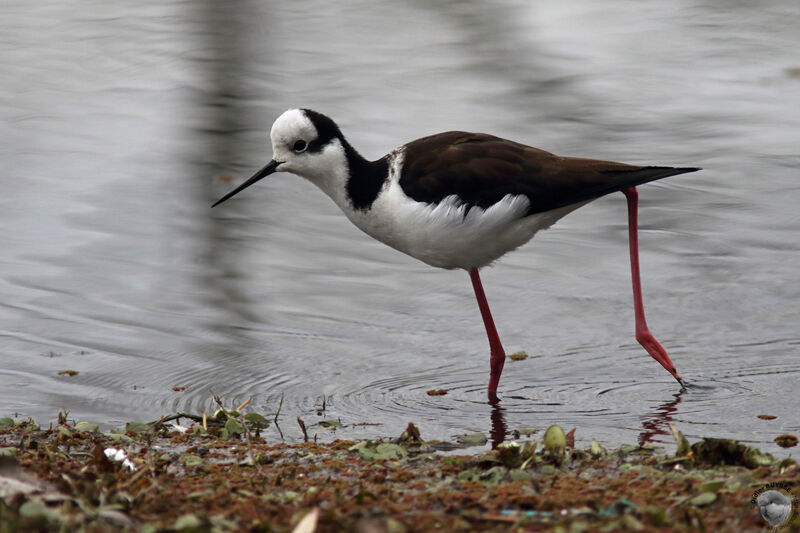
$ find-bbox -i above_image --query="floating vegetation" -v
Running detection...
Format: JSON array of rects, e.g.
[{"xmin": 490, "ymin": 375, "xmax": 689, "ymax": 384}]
[
  {"xmin": 456, "ymin": 432, "xmax": 488, "ymax": 447},
  {"xmin": 774, "ymin": 434, "xmax": 799, "ymax": 448}
]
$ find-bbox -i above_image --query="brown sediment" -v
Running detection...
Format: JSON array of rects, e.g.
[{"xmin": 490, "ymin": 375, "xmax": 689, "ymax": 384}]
[{"xmin": 0, "ymin": 414, "xmax": 798, "ymax": 532}]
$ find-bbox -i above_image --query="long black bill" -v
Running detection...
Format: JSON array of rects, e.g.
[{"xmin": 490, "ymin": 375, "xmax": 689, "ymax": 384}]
[{"xmin": 212, "ymin": 159, "xmax": 282, "ymax": 207}]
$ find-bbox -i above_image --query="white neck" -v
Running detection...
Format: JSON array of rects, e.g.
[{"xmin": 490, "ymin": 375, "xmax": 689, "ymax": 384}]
[{"xmin": 294, "ymin": 138, "xmax": 354, "ymax": 212}]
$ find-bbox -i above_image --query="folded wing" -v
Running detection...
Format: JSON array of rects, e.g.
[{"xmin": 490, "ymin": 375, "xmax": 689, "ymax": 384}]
[{"xmin": 399, "ymin": 132, "xmax": 699, "ymax": 215}]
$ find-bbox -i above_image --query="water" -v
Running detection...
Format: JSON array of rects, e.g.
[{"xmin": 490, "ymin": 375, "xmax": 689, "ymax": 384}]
[{"xmin": 1, "ymin": 0, "xmax": 798, "ymax": 456}]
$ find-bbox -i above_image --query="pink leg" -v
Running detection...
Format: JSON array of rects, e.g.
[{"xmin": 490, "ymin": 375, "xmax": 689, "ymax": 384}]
[
  {"xmin": 623, "ymin": 187, "xmax": 685, "ymax": 388},
  {"xmin": 469, "ymin": 268, "xmax": 506, "ymax": 394}
]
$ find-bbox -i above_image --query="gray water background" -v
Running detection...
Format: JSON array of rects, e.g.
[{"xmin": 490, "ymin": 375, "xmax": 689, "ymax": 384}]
[{"xmin": 2, "ymin": 0, "xmax": 799, "ymax": 455}]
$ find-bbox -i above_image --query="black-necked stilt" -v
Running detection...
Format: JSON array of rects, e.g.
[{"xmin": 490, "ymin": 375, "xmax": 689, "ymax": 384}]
[{"xmin": 213, "ymin": 108, "xmax": 699, "ymax": 396}]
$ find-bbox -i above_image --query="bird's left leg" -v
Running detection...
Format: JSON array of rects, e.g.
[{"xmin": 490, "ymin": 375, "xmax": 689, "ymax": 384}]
[
  {"xmin": 623, "ymin": 187, "xmax": 685, "ymax": 389},
  {"xmin": 469, "ymin": 268, "xmax": 506, "ymax": 395}
]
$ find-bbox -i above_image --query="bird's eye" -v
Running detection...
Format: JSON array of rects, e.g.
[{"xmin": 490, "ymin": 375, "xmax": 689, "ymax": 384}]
[{"xmin": 293, "ymin": 140, "xmax": 307, "ymax": 152}]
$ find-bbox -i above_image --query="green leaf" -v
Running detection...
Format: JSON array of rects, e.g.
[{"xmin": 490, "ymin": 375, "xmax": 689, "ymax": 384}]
[
  {"xmin": 224, "ymin": 418, "xmax": 244, "ymax": 438},
  {"xmin": 179, "ymin": 454, "xmax": 204, "ymax": 467},
  {"xmin": 509, "ymin": 469, "xmax": 533, "ymax": 482},
  {"xmin": 480, "ymin": 466, "xmax": 507, "ymax": 486},
  {"xmin": 690, "ymin": 492, "xmax": 717, "ymax": 507},
  {"xmin": 173, "ymin": 513, "xmax": 202, "ymax": 530},
  {"xmin": 591, "ymin": 438, "xmax": 606, "ymax": 457},
  {"xmin": 243, "ymin": 412, "xmax": 270, "ymax": 429},
  {"xmin": 456, "ymin": 432, "xmax": 488, "ymax": 446},
  {"xmin": 125, "ymin": 421, "xmax": 151, "ymax": 434},
  {"xmin": 107, "ymin": 431, "xmax": 133, "ymax": 443},
  {"xmin": 743, "ymin": 446, "xmax": 775, "ymax": 468},
  {"xmin": 544, "ymin": 425, "xmax": 566, "ymax": 453},
  {"xmin": 19, "ymin": 500, "xmax": 62, "ymax": 522},
  {"xmin": 357, "ymin": 442, "xmax": 407, "ymax": 461},
  {"xmin": 74, "ymin": 421, "xmax": 99, "ymax": 433},
  {"xmin": 700, "ymin": 480, "xmax": 725, "ymax": 493}
]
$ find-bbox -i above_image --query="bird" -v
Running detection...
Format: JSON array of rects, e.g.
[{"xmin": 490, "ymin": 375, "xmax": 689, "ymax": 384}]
[
  {"xmin": 213, "ymin": 108, "xmax": 699, "ymax": 396},
  {"xmin": 757, "ymin": 490, "xmax": 792, "ymax": 527}
]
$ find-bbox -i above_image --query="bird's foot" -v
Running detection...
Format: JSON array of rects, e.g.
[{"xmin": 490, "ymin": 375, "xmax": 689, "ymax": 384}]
[{"xmin": 635, "ymin": 329, "xmax": 682, "ymax": 383}]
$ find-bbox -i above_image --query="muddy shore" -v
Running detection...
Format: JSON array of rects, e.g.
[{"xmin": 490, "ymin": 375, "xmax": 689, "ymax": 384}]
[{"xmin": 1, "ymin": 411, "xmax": 797, "ymax": 532}]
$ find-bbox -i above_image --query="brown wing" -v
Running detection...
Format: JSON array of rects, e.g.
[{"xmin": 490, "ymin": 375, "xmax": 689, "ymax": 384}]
[{"xmin": 399, "ymin": 131, "xmax": 698, "ymax": 215}]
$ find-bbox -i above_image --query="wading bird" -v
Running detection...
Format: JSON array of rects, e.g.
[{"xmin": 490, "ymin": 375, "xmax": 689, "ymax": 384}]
[{"xmin": 214, "ymin": 109, "xmax": 698, "ymax": 395}]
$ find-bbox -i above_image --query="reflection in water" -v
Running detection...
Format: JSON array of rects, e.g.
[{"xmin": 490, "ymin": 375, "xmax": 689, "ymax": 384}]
[
  {"xmin": 638, "ymin": 391, "xmax": 683, "ymax": 446},
  {"xmin": 198, "ymin": 0, "xmax": 273, "ymax": 342},
  {"xmin": 488, "ymin": 393, "xmax": 508, "ymax": 449}
]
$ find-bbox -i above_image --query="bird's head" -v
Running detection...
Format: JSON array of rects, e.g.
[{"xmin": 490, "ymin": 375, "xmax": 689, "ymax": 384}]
[{"xmin": 213, "ymin": 108, "xmax": 348, "ymax": 207}]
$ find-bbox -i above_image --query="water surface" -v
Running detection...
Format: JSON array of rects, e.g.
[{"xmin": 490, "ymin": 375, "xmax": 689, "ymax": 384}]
[{"xmin": 2, "ymin": 0, "xmax": 799, "ymax": 455}]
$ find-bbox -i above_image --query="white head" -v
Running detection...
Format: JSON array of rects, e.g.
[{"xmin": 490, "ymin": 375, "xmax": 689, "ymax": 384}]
[{"xmin": 212, "ymin": 108, "xmax": 352, "ymax": 207}]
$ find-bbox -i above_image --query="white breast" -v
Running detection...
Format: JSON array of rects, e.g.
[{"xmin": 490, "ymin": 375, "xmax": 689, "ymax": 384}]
[{"xmin": 342, "ymin": 151, "xmax": 589, "ymax": 270}]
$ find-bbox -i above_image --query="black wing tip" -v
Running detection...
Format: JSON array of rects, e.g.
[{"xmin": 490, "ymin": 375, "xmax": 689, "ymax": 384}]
[
  {"xmin": 644, "ymin": 165, "xmax": 701, "ymax": 172},
  {"xmin": 601, "ymin": 165, "xmax": 701, "ymax": 184},
  {"xmin": 589, "ymin": 165, "xmax": 701, "ymax": 201},
  {"xmin": 605, "ymin": 165, "xmax": 701, "ymax": 175},
  {"xmin": 665, "ymin": 166, "xmax": 701, "ymax": 173}
]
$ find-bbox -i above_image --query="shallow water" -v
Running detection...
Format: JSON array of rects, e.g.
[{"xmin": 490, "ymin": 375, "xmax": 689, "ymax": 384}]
[{"xmin": 2, "ymin": 0, "xmax": 799, "ymax": 455}]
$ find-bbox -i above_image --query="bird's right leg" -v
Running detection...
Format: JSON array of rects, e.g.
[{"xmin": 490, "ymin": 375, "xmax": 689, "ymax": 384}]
[{"xmin": 469, "ymin": 268, "xmax": 506, "ymax": 395}]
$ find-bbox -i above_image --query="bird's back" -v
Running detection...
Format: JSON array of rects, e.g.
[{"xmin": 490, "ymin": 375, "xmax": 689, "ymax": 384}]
[{"xmin": 398, "ymin": 131, "xmax": 698, "ymax": 216}]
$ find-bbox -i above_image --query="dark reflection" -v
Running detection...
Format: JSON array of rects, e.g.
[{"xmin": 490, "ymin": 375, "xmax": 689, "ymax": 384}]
[
  {"xmin": 637, "ymin": 390, "xmax": 685, "ymax": 446},
  {"xmin": 488, "ymin": 393, "xmax": 508, "ymax": 449},
  {"xmin": 192, "ymin": 0, "xmax": 273, "ymax": 341}
]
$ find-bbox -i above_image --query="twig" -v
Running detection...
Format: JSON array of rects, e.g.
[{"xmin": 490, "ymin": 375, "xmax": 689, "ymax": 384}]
[
  {"xmin": 236, "ymin": 398, "xmax": 251, "ymax": 411},
  {"xmin": 274, "ymin": 394, "xmax": 284, "ymax": 440},
  {"xmin": 146, "ymin": 413, "xmax": 204, "ymax": 426},
  {"xmin": 238, "ymin": 410, "xmax": 258, "ymax": 468},
  {"xmin": 210, "ymin": 391, "xmax": 224, "ymax": 410},
  {"xmin": 297, "ymin": 417, "xmax": 308, "ymax": 442},
  {"xmin": 210, "ymin": 392, "xmax": 259, "ymax": 467}
]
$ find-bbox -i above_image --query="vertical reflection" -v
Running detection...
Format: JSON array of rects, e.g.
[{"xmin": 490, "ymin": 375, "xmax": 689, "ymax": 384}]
[
  {"xmin": 191, "ymin": 0, "xmax": 273, "ymax": 343},
  {"xmin": 638, "ymin": 392, "xmax": 684, "ymax": 446},
  {"xmin": 419, "ymin": 0, "xmax": 585, "ymax": 126},
  {"xmin": 488, "ymin": 394, "xmax": 508, "ymax": 448}
]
